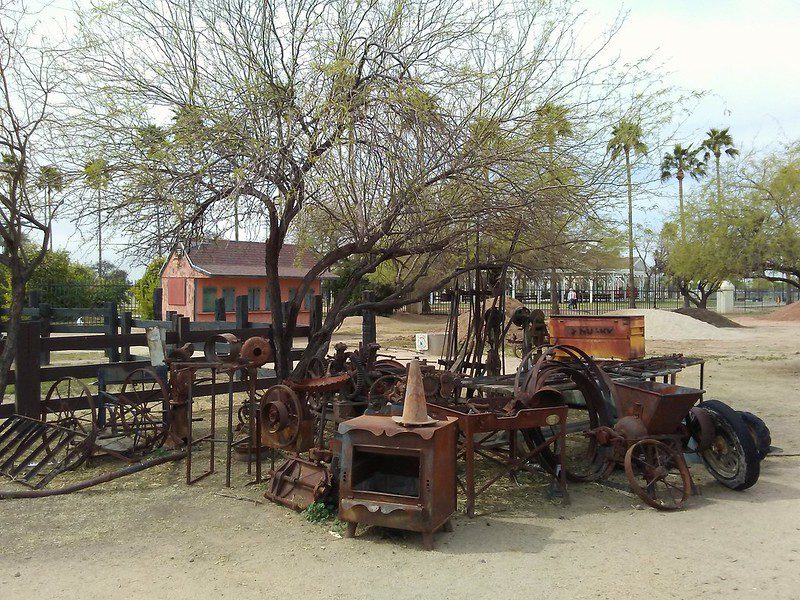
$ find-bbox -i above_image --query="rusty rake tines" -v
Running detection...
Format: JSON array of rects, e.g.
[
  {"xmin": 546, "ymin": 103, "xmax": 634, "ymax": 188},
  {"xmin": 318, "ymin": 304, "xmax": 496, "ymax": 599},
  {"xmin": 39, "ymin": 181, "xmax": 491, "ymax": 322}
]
[{"xmin": 0, "ymin": 415, "xmax": 91, "ymax": 490}]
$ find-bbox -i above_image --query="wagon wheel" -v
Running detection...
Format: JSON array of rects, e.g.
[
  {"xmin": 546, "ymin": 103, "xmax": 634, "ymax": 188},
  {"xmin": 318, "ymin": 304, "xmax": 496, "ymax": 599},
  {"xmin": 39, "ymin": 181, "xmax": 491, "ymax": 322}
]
[
  {"xmin": 119, "ymin": 368, "xmax": 169, "ymax": 455},
  {"xmin": 520, "ymin": 379, "xmax": 612, "ymax": 482},
  {"xmin": 519, "ymin": 345, "xmax": 615, "ymax": 482},
  {"xmin": 624, "ymin": 439, "xmax": 692, "ymax": 511},
  {"xmin": 260, "ymin": 384, "xmax": 303, "ymax": 449},
  {"xmin": 41, "ymin": 377, "xmax": 98, "ymax": 469}
]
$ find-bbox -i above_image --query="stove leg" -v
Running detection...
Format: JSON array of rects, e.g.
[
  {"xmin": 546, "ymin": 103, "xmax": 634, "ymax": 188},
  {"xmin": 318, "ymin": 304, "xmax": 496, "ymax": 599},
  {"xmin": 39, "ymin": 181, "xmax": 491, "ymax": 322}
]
[
  {"xmin": 442, "ymin": 519, "xmax": 454, "ymax": 533},
  {"xmin": 422, "ymin": 532, "xmax": 435, "ymax": 551},
  {"xmin": 344, "ymin": 522, "xmax": 357, "ymax": 539}
]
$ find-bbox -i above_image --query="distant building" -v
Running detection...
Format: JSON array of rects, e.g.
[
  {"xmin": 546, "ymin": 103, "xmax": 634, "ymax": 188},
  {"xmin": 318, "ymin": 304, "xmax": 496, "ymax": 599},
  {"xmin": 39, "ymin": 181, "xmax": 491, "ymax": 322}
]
[
  {"xmin": 160, "ymin": 240, "xmax": 334, "ymax": 323},
  {"xmin": 510, "ymin": 257, "xmax": 652, "ymax": 303}
]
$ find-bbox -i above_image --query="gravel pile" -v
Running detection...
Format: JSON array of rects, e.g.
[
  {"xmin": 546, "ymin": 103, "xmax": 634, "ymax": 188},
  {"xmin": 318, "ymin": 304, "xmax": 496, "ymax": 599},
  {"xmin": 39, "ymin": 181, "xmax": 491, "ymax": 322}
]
[{"xmin": 607, "ymin": 308, "xmax": 745, "ymax": 341}]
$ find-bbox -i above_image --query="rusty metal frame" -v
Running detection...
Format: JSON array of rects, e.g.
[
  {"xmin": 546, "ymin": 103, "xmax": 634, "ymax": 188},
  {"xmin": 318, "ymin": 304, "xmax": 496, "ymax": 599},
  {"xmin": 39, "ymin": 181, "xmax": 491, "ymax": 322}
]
[
  {"xmin": 173, "ymin": 361, "xmax": 260, "ymax": 487},
  {"xmin": 427, "ymin": 401, "xmax": 568, "ymax": 518}
]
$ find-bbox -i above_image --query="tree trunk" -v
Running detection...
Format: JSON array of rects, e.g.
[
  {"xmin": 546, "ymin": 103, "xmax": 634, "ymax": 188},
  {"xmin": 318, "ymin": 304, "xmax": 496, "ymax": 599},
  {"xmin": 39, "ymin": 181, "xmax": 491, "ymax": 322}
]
[
  {"xmin": 47, "ymin": 188, "xmax": 53, "ymax": 252},
  {"xmin": 265, "ymin": 239, "xmax": 291, "ymax": 380},
  {"xmin": 0, "ymin": 275, "xmax": 27, "ymax": 399},
  {"xmin": 697, "ymin": 286, "xmax": 713, "ymax": 310},
  {"xmin": 234, "ymin": 197, "xmax": 239, "ymax": 241},
  {"xmin": 678, "ymin": 172, "xmax": 685, "ymax": 241},
  {"xmin": 678, "ymin": 281, "xmax": 698, "ymax": 309},
  {"xmin": 550, "ymin": 267, "xmax": 559, "ymax": 315},
  {"xmin": 625, "ymin": 149, "xmax": 636, "ymax": 309},
  {"xmin": 292, "ymin": 334, "xmax": 331, "ymax": 378},
  {"xmin": 715, "ymin": 154, "xmax": 722, "ymax": 204},
  {"xmin": 97, "ymin": 188, "xmax": 103, "ymax": 276}
]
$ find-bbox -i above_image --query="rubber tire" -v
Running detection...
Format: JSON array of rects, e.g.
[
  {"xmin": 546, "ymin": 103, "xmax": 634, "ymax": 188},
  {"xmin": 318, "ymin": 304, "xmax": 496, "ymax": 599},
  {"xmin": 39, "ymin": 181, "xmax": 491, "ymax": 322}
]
[
  {"xmin": 738, "ymin": 411, "xmax": 771, "ymax": 460},
  {"xmin": 698, "ymin": 400, "xmax": 760, "ymax": 491}
]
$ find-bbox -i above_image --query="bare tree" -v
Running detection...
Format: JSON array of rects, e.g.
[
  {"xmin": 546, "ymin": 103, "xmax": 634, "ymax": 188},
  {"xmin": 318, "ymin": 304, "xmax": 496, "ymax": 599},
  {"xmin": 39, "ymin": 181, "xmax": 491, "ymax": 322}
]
[
  {"xmin": 73, "ymin": 0, "xmax": 662, "ymax": 378},
  {"xmin": 0, "ymin": 2, "xmax": 64, "ymax": 396}
]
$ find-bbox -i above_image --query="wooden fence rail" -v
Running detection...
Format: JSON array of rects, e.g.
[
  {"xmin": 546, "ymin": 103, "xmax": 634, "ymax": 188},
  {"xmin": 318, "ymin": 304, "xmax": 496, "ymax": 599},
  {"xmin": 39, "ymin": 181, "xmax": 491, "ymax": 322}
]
[{"xmin": 0, "ymin": 291, "xmax": 348, "ymax": 421}]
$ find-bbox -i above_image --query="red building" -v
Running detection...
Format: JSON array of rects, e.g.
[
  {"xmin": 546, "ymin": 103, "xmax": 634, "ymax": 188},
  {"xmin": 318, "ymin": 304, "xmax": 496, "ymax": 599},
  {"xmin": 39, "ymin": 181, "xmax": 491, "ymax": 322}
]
[{"xmin": 160, "ymin": 240, "xmax": 334, "ymax": 324}]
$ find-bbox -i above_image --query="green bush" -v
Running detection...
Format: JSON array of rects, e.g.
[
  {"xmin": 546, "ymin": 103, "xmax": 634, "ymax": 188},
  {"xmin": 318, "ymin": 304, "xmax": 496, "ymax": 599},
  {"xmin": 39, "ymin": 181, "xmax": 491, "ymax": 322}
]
[{"xmin": 132, "ymin": 257, "xmax": 165, "ymax": 319}]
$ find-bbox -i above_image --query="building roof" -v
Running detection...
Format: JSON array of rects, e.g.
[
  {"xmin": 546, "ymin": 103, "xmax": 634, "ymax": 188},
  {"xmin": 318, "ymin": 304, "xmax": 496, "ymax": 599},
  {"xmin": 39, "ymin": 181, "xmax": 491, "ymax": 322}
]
[{"xmin": 178, "ymin": 239, "xmax": 336, "ymax": 279}]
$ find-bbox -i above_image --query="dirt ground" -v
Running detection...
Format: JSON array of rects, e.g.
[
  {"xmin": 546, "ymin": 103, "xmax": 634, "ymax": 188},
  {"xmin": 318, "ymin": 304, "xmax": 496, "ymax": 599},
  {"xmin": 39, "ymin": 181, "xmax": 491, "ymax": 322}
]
[{"xmin": 1, "ymin": 313, "xmax": 799, "ymax": 599}]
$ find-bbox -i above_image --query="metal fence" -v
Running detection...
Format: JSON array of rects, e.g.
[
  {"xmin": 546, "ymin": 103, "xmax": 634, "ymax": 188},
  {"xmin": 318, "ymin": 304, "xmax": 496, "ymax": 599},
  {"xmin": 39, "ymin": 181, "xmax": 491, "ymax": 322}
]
[
  {"xmin": 403, "ymin": 274, "xmax": 797, "ymax": 317},
  {"xmin": 418, "ymin": 288, "xmax": 683, "ymax": 317},
  {"xmin": 27, "ymin": 283, "xmax": 139, "ymax": 320}
]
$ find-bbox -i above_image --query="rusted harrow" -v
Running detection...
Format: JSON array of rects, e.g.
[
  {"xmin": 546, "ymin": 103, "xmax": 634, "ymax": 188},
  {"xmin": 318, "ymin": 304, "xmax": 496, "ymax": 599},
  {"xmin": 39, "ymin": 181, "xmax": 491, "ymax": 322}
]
[{"xmin": 0, "ymin": 378, "xmax": 98, "ymax": 489}]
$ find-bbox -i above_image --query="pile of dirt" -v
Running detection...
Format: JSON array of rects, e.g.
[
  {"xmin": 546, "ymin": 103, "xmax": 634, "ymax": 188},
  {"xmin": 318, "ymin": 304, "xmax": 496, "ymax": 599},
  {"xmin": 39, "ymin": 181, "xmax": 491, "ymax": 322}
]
[
  {"xmin": 457, "ymin": 296, "xmax": 524, "ymax": 341},
  {"xmin": 673, "ymin": 307, "xmax": 743, "ymax": 328},
  {"xmin": 607, "ymin": 308, "xmax": 744, "ymax": 341},
  {"xmin": 760, "ymin": 301, "xmax": 800, "ymax": 321}
]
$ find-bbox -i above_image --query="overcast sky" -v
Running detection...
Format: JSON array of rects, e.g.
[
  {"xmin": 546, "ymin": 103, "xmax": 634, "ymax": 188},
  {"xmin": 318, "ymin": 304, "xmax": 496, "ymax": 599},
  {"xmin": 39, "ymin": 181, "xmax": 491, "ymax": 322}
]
[
  {"xmin": 37, "ymin": 0, "xmax": 800, "ymax": 277},
  {"xmin": 592, "ymin": 0, "xmax": 800, "ymax": 147}
]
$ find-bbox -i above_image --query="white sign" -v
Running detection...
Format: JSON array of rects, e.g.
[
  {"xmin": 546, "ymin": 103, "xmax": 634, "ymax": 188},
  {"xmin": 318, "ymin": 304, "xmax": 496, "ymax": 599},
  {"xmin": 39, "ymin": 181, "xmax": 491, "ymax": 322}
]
[{"xmin": 415, "ymin": 333, "xmax": 429, "ymax": 352}]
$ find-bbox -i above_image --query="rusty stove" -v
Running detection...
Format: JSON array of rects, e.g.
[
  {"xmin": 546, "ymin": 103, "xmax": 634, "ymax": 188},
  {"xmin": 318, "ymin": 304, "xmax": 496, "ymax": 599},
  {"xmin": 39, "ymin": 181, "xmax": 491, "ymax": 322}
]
[{"xmin": 338, "ymin": 414, "xmax": 457, "ymax": 550}]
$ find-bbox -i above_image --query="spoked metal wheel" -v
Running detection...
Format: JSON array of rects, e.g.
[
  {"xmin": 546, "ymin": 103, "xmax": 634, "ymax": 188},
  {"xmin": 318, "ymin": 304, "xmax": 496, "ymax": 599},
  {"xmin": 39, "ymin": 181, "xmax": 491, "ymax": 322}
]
[
  {"xmin": 522, "ymin": 404, "xmax": 612, "ymax": 482},
  {"xmin": 118, "ymin": 368, "xmax": 169, "ymax": 455},
  {"xmin": 518, "ymin": 345, "xmax": 615, "ymax": 482},
  {"xmin": 624, "ymin": 439, "xmax": 692, "ymax": 511},
  {"xmin": 41, "ymin": 377, "xmax": 98, "ymax": 469}
]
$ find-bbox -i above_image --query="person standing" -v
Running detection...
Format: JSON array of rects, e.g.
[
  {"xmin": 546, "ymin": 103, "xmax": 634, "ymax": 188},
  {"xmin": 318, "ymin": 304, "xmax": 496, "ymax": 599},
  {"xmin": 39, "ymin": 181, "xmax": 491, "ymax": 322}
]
[{"xmin": 567, "ymin": 287, "xmax": 578, "ymax": 309}]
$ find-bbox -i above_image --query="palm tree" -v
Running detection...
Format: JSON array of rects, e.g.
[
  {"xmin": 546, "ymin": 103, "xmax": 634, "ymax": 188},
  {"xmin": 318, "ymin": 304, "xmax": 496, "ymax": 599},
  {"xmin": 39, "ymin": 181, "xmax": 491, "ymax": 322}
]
[
  {"xmin": 83, "ymin": 158, "xmax": 112, "ymax": 277},
  {"xmin": 701, "ymin": 127, "xmax": 739, "ymax": 203},
  {"xmin": 36, "ymin": 165, "xmax": 64, "ymax": 251},
  {"xmin": 660, "ymin": 144, "xmax": 706, "ymax": 240},
  {"xmin": 607, "ymin": 119, "xmax": 648, "ymax": 308},
  {"xmin": 660, "ymin": 145, "xmax": 706, "ymax": 308},
  {"xmin": 537, "ymin": 103, "xmax": 573, "ymax": 315}
]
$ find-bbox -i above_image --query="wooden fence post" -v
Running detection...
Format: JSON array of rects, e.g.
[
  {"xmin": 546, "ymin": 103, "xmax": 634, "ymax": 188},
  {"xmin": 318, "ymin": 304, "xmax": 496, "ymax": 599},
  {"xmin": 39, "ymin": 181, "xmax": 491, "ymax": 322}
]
[
  {"xmin": 215, "ymin": 297, "xmax": 226, "ymax": 321},
  {"xmin": 153, "ymin": 287, "xmax": 163, "ymax": 320},
  {"xmin": 15, "ymin": 320, "xmax": 41, "ymax": 418},
  {"xmin": 361, "ymin": 290, "xmax": 376, "ymax": 346},
  {"xmin": 104, "ymin": 301, "xmax": 120, "ymax": 362},
  {"xmin": 38, "ymin": 302, "xmax": 51, "ymax": 366},
  {"xmin": 177, "ymin": 316, "xmax": 191, "ymax": 346},
  {"xmin": 235, "ymin": 295, "xmax": 249, "ymax": 329},
  {"xmin": 121, "ymin": 311, "xmax": 133, "ymax": 361}
]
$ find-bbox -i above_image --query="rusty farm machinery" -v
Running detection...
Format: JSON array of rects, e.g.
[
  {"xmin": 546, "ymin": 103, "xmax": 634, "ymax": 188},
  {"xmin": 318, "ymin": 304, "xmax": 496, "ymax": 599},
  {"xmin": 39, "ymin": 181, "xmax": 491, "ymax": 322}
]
[
  {"xmin": 0, "ymin": 333, "xmax": 274, "ymax": 497},
  {"xmin": 0, "ymin": 290, "xmax": 772, "ymax": 551}
]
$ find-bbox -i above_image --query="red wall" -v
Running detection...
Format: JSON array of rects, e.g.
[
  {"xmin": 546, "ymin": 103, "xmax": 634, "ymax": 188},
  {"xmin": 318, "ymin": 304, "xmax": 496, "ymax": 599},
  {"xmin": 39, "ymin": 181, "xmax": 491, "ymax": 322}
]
[
  {"xmin": 161, "ymin": 255, "xmax": 320, "ymax": 325},
  {"xmin": 194, "ymin": 276, "xmax": 319, "ymax": 325}
]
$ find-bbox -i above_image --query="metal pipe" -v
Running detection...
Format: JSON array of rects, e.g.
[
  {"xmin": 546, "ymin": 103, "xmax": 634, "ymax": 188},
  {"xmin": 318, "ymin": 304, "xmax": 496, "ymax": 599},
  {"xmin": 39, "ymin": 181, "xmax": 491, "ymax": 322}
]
[{"xmin": 0, "ymin": 450, "xmax": 187, "ymax": 499}]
